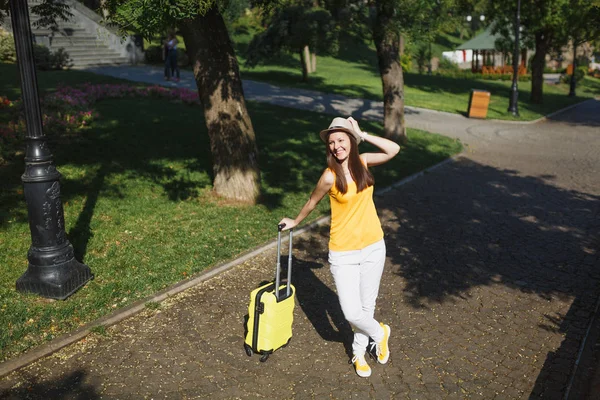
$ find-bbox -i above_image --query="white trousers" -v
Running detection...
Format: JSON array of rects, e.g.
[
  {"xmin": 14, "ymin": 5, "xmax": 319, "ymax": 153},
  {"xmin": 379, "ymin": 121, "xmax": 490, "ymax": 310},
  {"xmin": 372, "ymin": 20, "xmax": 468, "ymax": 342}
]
[{"xmin": 329, "ymin": 239, "xmax": 386, "ymax": 356}]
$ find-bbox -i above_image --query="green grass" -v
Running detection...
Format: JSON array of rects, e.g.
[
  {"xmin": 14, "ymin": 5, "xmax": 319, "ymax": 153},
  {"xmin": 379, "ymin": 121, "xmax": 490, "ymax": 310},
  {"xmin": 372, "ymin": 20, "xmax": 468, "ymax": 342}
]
[
  {"xmin": 0, "ymin": 63, "xmax": 462, "ymax": 361},
  {"xmin": 230, "ymin": 17, "xmax": 599, "ymax": 121}
]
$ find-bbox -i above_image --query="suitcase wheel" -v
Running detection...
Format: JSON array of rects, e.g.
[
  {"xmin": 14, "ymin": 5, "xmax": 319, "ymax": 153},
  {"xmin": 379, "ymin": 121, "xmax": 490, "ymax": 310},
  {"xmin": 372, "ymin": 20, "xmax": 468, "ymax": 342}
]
[
  {"xmin": 259, "ymin": 353, "xmax": 270, "ymax": 362},
  {"xmin": 244, "ymin": 343, "xmax": 253, "ymax": 357}
]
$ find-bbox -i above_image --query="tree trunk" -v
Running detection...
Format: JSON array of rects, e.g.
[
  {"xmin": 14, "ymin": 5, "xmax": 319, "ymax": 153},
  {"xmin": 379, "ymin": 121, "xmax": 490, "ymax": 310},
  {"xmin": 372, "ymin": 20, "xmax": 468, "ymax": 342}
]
[
  {"xmin": 179, "ymin": 7, "xmax": 260, "ymax": 204},
  {"xmin": 300, "ymin": 46, "xmax": 310, "ymax": 81},
  {"xmin": 373, "ymin": 1, "xmax": 407, "ymax": 144},
  {"xmin": 399, "ymin": 34, "xmax": 405, "ymax": 55},
  {"xmin": 569, "ymin": 42, "xmax": 577, "ymax": 97},
  {"xmin": 531, "ymin": 31, "xmax": 549, "ymax": 104},
  {"xmin": 311, "ymin": 52, "xmax": 316, "ymax": 73}
]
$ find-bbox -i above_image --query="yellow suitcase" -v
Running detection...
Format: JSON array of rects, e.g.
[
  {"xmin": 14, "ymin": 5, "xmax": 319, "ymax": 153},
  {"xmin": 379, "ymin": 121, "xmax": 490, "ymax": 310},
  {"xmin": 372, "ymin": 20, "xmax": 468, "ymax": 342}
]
[{"xmin": 244, "ymin": 225, "xmax": 295, "ymax": 362}]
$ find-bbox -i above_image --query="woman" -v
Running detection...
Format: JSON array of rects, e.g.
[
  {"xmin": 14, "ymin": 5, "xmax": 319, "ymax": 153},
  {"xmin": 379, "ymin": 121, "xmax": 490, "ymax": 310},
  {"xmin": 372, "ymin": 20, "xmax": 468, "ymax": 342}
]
[
  {"xmin": 279, "ymin": 116, "xmax": 400, "ymax": 377},
  {"xmin": 164, "ymin": 33, "xmax": 180, "ymax": 82}
]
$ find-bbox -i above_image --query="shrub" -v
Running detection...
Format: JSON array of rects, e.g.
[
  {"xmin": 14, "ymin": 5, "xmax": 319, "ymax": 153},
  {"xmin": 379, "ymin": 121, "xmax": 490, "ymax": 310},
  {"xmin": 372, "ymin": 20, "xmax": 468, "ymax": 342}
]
[
  {"xmin": 0, "ymin": 28, "xmax": 16, "ymax": 62},
  {"xmin": 177, "ymin": 49, "xmax": 189, "ymax": 67},
  {"xmin": 221, "ymin": 0, "xmax": 250, "ymax": 25},
  {"xmin": 0, "ymin": 96, "xmax": 23, "ymax": 163},
  {"xmin": 576, "ymin": 66, "xmax": 588, "ymax": 80},
  {"xmin": 32, "ymin": 44, "xmax": 71, "ymax": 70},
  {"xmin": 144, "ymin": 44, "xmax": 163, "ymax": 64},
  {"xmin": 560, "ymin": 74, "xmax": 569, "ymax": 84},
  {"xmin": 576, "ymin": 56, "xmax": 590, "ymax": 68},
  {"xmin": 414, "ymin": 44, "xmax": 428, "ymax": 74},
  {"xmin": 560, "ymin": 66, "xmax": 588, "ymax": 84},
  {"xmin": 52, "ymin": 48, "xmax": 73, "ymax": 70},
  {"xmin": 438, "ymin": 57, "xmax": 459, "ymax": 72},
  {"xmin": 400, "ymin": 53, "xmax": 412, "ymax": 73},
  {"xmin": 33, "ymin": 43, "xmax": 53, "ymax": 70}
]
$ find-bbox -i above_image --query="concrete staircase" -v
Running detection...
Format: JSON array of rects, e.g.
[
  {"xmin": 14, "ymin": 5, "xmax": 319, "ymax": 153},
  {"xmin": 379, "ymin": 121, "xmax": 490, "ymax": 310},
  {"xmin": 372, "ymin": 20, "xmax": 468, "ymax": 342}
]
[
  {"xmin": 3, "ymin": 0, "xmax": 143, "ymax": 68},
  {"xmin": 30, "ymin": 17, "xmax": 132, "ymax": 68}
]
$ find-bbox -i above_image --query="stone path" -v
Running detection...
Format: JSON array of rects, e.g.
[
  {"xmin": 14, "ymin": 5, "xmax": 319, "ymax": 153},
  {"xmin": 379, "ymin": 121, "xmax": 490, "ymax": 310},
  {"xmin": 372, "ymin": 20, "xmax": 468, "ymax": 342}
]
[{"xmin": 1, "ymin": 66, "xmax": 599, "ymax": 399}]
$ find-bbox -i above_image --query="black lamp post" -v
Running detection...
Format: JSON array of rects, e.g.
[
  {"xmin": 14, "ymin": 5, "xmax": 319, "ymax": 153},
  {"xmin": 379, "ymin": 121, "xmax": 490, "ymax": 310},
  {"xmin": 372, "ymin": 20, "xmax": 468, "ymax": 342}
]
[
  {"xmin": 569, "ymin": 42, "xmax": 577, "ymax": 97},
  {"xmin": 507, "ymin": 0, "xmax": 521, "ymax": 116},
  {"xmin": 9, "ymin": 0, "xmax": 93, "ymax": 299}
]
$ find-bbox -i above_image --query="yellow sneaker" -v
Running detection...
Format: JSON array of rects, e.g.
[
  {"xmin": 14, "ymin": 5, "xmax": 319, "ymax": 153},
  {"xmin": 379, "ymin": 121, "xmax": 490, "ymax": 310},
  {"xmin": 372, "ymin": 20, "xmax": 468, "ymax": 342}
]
[
  {"xmin": 375, "ymin": 323, "xmax": 391, "ymax": 364},
  {"xmin": 351, "ymin": 353, "xmax": 371, "ymax": 377}
]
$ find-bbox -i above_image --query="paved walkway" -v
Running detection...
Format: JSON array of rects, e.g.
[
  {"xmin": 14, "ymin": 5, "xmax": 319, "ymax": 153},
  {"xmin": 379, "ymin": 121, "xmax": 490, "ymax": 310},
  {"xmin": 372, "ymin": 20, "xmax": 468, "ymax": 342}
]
[{"xmin": 1, "ymin": 65, "xmax": 599, "ymax": 399}]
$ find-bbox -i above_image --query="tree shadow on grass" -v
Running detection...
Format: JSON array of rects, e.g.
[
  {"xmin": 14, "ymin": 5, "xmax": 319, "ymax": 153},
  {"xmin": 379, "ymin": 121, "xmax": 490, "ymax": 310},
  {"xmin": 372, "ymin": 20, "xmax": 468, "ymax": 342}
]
[
  {"xmin": 241, "ymin": 69, "xmax": 379, "ymax": 101},
  {"xmin": 67, "ymin": 164, "xmax": 111, "ymax": 262},
  {"xmin": 405, "ymin": 72, "xmax": 594, "ymax": 119},
  {"xmin": 0, "ymin": 97, "xmax": 213, "ymax": 262},
  {"xmin": 237, "ymin": 30, "xmax": 378, "ymax": 77},
  {"xmin": 0, "ymin": 369, "xmax": 100, "ymax": 399},
  {"xmin": 236, "ymin": 44, "xmax": 302, "ymax": 71},
  {"xmin": 375, "ymin": 157, "xmax": 600, "ymax": 397},
  {"xmin": 405, "ymin": 72, "xmax": 521, "ymax": 96},
  {"xmin": 579, "ymin": 78, "xmax": 600, "ymax": 96},
  {"xmin": 335, "ymin": 32, "xmax": 378, "ymax": 66}
]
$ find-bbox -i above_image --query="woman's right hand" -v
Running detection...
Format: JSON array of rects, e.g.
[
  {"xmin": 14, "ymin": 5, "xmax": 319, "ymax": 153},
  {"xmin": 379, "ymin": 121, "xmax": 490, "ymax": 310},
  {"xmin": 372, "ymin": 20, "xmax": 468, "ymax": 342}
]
[
  {"xmin": 278, "ymin": 218, "xmax": 297, "ymax": 231},
  {"xmin": 347, "ymin": 117, "xmax": 367, "ymax": 141}
]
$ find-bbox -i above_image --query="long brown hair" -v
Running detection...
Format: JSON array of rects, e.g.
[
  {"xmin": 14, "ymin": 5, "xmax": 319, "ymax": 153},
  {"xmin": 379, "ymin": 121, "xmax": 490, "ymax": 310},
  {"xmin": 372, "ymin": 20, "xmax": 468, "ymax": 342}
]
[{"xmin": 326, "ymin": 132, "xmax": 374, "ymax": 194}]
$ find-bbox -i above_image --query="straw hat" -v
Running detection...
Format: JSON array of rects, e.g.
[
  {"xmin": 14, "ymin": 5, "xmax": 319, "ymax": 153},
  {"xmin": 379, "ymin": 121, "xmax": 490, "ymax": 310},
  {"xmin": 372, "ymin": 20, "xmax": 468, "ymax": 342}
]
[{"xmin": 319, "ymin": 117, "xmax": 362, "ymax": 144}]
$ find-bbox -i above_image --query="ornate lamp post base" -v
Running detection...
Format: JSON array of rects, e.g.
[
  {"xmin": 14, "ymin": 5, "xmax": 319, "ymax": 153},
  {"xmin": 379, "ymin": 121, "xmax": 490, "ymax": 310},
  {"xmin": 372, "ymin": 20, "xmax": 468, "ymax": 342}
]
[
  {"xmin": 15, "ymin": 161, "xmax": 94, "ymax": 300},
  {"xmin": 17, "ymin": 256, "xmax": 93, "ymax": 300}
]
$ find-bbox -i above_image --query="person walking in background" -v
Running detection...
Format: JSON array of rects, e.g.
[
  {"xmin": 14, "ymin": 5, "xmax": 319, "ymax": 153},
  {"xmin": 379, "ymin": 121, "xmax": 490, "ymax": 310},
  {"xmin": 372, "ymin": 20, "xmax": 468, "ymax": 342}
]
[
  {"xmin": 163, "ymin": 35, "xmax": 171, "ymax": 81},
  {"xmin": 165, "ymin": 32, "xmax": 180, "ymax": 82},
  {"xmin": 279, "ymin": 116, "xmax": 400, "ymax": 378}
]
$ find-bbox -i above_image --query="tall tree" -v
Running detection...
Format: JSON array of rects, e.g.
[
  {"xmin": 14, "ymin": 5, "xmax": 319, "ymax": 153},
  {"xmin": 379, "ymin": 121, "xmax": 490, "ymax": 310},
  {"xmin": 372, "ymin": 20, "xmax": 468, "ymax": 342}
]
[
  {"xmin": 372, "ymin": 0, "xmax": 406, "ymax": 143},
  {"xmin": 487, "ymin": 0, "xmax": 569, "ymax": 104},
  {"xmin": 562, "ymin": 0, "xmax": 600, "ymax": 96},
  {"xmin": 245, "ymin": 5, "xmax": 339, "ymax": 82},
  {"xmin": 370, "ymin": 0, "xmax": 456, "ymax": 143},
  {"xmin": 105, "ymin": 0, "xmax": 261, "ymax": 203}
]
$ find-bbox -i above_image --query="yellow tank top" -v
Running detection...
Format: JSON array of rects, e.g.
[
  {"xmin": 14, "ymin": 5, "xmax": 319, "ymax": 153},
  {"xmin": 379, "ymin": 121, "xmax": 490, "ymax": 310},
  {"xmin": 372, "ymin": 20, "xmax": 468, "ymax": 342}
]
[{"xmin": 328, "ymin": 171, "xmax": 384, "ymax": 251}]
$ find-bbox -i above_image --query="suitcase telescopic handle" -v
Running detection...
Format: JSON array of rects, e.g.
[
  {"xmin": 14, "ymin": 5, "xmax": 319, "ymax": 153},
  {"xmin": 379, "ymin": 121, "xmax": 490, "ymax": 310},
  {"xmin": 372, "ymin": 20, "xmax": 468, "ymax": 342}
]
[{"xmin": 275, "ymin": 224, "xmax": 293, "ymax": 301}]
